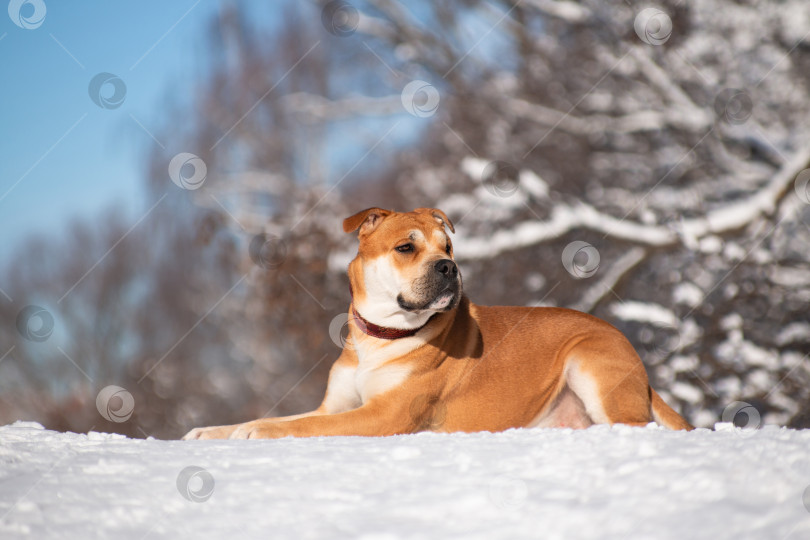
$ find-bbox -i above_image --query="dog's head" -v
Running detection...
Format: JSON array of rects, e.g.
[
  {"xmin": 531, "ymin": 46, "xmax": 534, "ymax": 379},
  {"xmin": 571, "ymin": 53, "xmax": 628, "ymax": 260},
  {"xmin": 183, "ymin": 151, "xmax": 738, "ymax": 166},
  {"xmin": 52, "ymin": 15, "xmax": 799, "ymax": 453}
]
[{"xmin": 344, "ymin": 207, "xmax": 462, "ymax": 329}]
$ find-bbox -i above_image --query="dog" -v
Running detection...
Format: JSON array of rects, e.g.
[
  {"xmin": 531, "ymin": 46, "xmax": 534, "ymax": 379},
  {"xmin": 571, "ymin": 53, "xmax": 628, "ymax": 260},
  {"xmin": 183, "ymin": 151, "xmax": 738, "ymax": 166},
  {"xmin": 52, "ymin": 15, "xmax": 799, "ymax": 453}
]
[{"xmin": 183, "ymin": 207, "xmax": 693, "ymax": 440}]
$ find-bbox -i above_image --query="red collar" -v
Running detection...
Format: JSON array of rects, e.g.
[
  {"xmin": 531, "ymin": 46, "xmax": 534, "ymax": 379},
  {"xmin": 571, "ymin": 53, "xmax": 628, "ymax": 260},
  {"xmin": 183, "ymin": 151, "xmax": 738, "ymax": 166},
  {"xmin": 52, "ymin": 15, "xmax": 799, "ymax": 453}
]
[{"xmin": 350, "ymin": 305, "xmax": 435, "ymax": 340}]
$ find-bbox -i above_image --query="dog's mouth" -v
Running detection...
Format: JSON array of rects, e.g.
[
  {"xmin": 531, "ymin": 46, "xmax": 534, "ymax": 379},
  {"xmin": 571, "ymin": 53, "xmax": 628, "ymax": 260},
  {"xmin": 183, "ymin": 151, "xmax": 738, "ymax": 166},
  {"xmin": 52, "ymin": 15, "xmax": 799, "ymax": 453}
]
[
  {"xmin": 397, "ymin": 285, "xmax": 460, "ymax": 313},
  {"xmin": 429, "ymin": 290, "xmax": 455, "ymax": 310}
]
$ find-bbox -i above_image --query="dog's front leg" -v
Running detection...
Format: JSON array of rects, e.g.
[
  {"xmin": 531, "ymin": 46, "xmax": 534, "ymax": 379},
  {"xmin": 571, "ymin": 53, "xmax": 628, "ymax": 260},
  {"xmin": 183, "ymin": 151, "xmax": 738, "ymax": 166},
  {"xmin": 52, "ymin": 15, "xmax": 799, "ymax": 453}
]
[
  {"xmin": 183, "ymin": 351, "xmax": 363, "ymax": 440},
  {"xmin": 229, "ymin": 398, "xmax": 416, "ymax": 439},
  {"xmin": 182, "ymin": 410, "xmax": 326, "ymax": 440}
]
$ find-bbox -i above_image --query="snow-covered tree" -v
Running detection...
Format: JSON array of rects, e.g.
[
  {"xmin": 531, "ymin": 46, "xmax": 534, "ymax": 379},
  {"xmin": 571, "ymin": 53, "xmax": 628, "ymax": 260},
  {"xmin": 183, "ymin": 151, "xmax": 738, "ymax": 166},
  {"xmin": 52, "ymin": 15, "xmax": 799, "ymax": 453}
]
[
  {"xmin": 4, "ymin": 1, "xmax": 809, "ymax": 436},
  {"xmin": 184, "ymin": 0, "xmax": 810, "ymax": 428}
]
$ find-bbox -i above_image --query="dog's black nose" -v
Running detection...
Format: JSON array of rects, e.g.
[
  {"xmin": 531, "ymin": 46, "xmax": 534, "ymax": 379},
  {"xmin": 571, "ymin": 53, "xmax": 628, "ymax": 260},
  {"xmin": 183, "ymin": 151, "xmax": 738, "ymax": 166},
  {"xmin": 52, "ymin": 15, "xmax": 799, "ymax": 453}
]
[{"xmin": 435, "ymin": 259, "xmax": 458, "ymax": 277}]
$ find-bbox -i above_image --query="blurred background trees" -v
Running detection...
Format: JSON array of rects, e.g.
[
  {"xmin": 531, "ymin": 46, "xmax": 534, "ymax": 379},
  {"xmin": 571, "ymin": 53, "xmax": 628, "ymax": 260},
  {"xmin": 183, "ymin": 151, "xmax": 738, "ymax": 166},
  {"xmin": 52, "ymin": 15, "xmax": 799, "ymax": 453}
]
[{"xmin": 2, "ymin": 0, "xmax": 810, "ymax": 438}]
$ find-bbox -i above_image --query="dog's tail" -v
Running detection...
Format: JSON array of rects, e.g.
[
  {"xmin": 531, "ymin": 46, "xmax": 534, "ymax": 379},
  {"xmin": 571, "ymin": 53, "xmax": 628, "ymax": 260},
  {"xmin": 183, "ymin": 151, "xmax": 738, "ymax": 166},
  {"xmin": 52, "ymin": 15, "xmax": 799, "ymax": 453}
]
[{"xmin": 650, "ymin": 388, "xmax": 694, "ymax": 430}]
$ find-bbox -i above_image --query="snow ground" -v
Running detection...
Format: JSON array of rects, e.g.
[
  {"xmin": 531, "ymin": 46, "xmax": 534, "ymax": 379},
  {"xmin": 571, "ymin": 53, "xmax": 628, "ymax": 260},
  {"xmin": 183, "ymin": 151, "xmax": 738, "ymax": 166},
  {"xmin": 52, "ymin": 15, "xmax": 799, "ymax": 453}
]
[{"xmin": 1, "ymin": 421, "xmax": 809, "ymax": 540}]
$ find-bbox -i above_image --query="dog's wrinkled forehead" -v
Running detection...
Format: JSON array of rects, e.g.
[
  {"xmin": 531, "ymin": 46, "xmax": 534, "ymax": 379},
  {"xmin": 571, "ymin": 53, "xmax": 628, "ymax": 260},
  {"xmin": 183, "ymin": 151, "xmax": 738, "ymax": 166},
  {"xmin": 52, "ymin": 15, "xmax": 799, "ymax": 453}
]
[
  {"xmin": 343, "ymin": 208, "xmax": 454, "ymax": 254},
  {"xmin": 379, "ymin": 213, "xmax": 441, "ymax": 237},
  {"xmin": 365, "ymin": 216, "xmax": 444, "ymax": 256}
]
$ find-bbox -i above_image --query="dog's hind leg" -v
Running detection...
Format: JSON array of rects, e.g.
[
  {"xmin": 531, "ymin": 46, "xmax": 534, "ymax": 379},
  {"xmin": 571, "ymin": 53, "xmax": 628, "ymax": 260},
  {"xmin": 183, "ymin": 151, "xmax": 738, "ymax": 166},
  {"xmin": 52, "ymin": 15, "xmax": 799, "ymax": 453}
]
[
  {"xmin": 564, "ymin": 334, "xmax": 693, "ymax": 430},
  {"xmin": 563, "ymin": 334, "xmax": 654, "ymax": 427}
]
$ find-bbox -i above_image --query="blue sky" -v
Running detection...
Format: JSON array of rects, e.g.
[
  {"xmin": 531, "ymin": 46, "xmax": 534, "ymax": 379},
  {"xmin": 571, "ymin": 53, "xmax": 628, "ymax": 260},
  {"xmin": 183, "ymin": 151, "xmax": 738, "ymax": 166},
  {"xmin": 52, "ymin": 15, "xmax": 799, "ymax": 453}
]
[
  {"xmin": 0, "ymin": 1, "xmax": 500, "ymax": 265},
  {"xmin": 0, "ymin": 0, "xmax": 225, "ymax": 261}
]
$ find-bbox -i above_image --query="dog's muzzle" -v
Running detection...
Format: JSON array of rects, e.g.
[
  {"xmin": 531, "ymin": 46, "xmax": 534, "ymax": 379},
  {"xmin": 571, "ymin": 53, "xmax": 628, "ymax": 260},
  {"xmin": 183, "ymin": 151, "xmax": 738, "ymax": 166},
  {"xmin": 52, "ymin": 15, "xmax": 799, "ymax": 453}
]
[{"xmin": 397, "ymin": 258, "xmax": 461, "ymax": 312}]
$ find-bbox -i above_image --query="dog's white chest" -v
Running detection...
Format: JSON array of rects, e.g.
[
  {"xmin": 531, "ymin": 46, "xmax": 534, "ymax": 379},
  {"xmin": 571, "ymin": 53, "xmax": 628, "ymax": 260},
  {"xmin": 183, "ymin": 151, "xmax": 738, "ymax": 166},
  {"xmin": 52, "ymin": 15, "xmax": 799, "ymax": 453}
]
[{"xmin": 352, "ymin": 338, "xmax": 418, "ymax": 403}]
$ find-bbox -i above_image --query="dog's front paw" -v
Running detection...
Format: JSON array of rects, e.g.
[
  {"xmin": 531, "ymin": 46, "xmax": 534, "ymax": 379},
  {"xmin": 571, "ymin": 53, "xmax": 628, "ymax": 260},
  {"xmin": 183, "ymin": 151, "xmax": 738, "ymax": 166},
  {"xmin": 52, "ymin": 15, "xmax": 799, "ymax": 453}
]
[
  {"xmin": 229, "ymin": 422, "xmax": 288, "ymax": 440},
  {"xmin": 181, "ymin": 425, "xmax": 238, "ymax": 440},
  {"xmin": 229, "ymin": 422, "xmax": 261, "ymax": 439},
  {"xmin": 181, "ymin": 427, "xmax": 208, "ymax": 440}
]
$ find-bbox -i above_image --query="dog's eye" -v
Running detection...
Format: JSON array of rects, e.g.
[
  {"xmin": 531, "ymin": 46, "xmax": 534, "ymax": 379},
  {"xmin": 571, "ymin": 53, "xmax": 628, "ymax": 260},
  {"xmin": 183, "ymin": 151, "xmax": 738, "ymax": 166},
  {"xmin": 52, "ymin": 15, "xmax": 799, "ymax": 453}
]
[
  {"xmin": 395, "ymin": 243, "xmax": 414, "ymax": 253},
  {"xmin": 445, "ymin": 243, "xmax": 452, "ymax": 254}
]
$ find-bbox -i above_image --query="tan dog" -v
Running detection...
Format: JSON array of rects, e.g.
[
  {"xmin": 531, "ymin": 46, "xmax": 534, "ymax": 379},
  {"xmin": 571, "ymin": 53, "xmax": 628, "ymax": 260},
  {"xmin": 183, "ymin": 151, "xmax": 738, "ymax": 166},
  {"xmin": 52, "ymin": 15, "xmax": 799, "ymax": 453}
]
[{"xmin": 183, "ymin": 207, "xmax": 692, "ymax": 440}]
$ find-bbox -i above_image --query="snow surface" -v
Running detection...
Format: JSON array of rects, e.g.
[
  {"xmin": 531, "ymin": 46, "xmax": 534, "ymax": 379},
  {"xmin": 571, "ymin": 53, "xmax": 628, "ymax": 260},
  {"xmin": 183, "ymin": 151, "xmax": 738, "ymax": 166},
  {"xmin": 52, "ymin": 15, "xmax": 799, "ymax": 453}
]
[{"xmin": 1, "ymin": 421, "xmax": 810, "ymax": 540}]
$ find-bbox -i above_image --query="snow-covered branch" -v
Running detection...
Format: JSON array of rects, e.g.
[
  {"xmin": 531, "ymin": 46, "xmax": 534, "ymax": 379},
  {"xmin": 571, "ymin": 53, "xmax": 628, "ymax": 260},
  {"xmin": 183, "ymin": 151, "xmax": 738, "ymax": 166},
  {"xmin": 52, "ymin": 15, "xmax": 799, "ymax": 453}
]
[
  {"xmin": 456, "ymin": 145, "xmax": 810, "ymax": 260},
  {"xmin": 572, "ymin": 246, "xmax": 647, "ymax": 312},
  {"xmin": 523, "ymin": 0, "xmax": 592, "ymax": 23},
  {"xmin": 679, "ymin": 144, "xmax": 810, "ymax": 240}
]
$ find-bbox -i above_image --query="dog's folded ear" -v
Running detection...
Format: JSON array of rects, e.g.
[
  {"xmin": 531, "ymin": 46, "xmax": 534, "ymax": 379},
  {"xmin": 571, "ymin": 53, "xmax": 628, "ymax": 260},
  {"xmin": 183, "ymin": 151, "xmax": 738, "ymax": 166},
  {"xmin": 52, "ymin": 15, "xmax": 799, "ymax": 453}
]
[
  {"xmin": 414, "ymin": 207, "xmax": 455, "ymax": 234},
  {"xmin": 343, "ymin": 207, "xmax": 393, "ymax": 235}
]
